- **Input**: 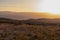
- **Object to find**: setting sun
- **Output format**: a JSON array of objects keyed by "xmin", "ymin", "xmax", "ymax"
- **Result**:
[
  {"xmin": 49, "ymin": 13, "xmax": 60, "ymax": 15},
  {"xmin": 37, "ymin": 0, "xmax": 60, "ymax": 15},
  {"xmin": 0, "ymin": 0, "xmax": 60, "ymax": 18}
]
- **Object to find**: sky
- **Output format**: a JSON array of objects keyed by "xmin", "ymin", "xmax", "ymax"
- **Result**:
[
  {"xmin": 0, "ymin": 0, "xmax": 60, "ymax": 14},
  {"xmin": 0, "ymin": 0, "xmax": 40, "ymax": 12}
]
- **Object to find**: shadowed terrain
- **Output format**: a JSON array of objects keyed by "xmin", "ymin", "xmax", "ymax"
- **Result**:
[{"xmin": 0, "ymin": 18, "xmax": 60, "ymax": 40}]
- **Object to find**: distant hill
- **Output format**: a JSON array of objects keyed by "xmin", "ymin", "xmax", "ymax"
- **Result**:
[
  {"xmin": 0, "ymin": 18, "xmax": 60, "ymax": 25},
  {"xmin": 0, "ymin": 11, "xmax": 58, "ymax": 20},
  {"xmin": 0, "ymin": 18, "xmax": 12, "ymax": 20},
  {"xmin": 21, "ymin": 18, "xmax": 60, "ymax": 25},
  {"xmin": 0, "ymin": 18, "xmax": 21, "ymax": 24}
]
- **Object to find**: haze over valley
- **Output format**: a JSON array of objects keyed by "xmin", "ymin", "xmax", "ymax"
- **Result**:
[{"xmin": 0, "ymin": 11, "xmax": 60, "ymax": 20}]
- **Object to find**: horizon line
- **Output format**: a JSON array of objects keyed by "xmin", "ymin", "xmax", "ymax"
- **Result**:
[{"xmin": 0, "ymin": 11, "xmax": 49, "ymax": 13}]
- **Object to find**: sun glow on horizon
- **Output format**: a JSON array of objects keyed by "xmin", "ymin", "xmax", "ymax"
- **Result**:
[
  {"xmin": 36, "ymin": 0, "xmax": 60, "ymax": 15},
  {"xmin": 0, "ymin": 0, "xmax": 60, "ymax": 15}
]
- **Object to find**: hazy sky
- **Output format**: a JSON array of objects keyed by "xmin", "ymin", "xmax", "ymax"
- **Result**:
[
  {"xmin": 0, "ymin": 0, "xmax": 60, "ymax": 14},
  {"xmin": 0, "ymin": 0, "xmax": 40, "ymax": 12}
]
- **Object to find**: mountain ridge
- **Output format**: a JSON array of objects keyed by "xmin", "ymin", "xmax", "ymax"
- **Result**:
[
  {"xmin": 0, "ymin": 18, "xmax": 60, "ymax": 25},
  {"xmin": 0, "ymin": 11, "xmax": 59, "ymax": 20}
]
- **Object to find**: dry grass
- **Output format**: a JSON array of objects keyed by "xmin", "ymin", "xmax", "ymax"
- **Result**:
[{"xmin": 0, "ymin": 23, "xmax": 60, "ymax": 40}]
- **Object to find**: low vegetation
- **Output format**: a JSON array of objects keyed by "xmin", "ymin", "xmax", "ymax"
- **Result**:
[
  {"xmin": 0, "ymin": 23, "xmax": 60, "ymax": 40},
  {"xmin": 0, "ymin": 18, "xmax": 60, "ymax": 40}
]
